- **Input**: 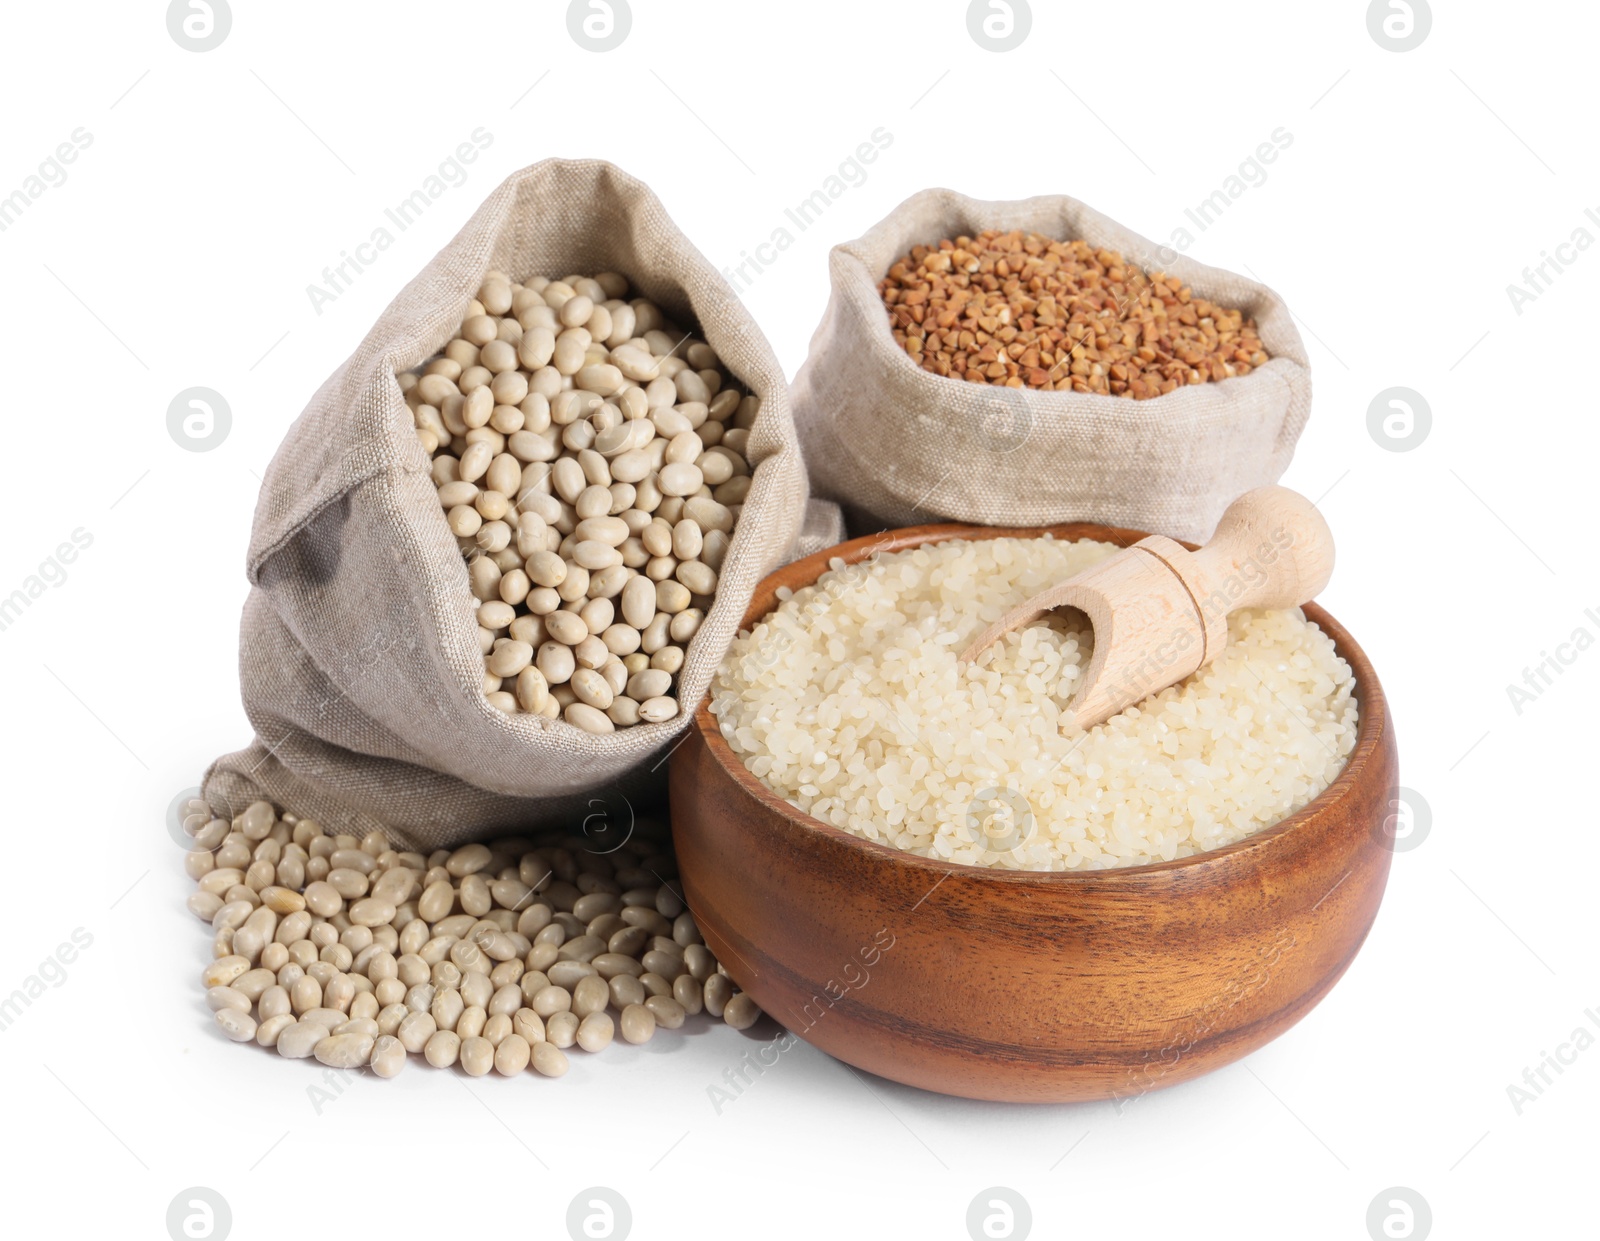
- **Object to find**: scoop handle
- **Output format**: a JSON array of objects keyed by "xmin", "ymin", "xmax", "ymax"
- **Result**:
[
  {"xmin": 955, "ymin": 486, "xmax": 1334, "ymax": 685},
  {"xmin": 1182, "ymin": 486, "xmax": 1335, "ymax": 617}
]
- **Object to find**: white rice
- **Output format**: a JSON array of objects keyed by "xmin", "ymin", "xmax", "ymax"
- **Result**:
[{"xmin": 710, "ymin": 537, "xmax": 1359, "ymax": 870}]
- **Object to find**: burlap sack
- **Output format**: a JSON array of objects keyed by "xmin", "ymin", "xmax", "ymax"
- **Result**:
[
  {"xmin": 793, "ymin": 187, "xmax": 1312, "ymax": 543},
  {"xmin": 204, "ymin": 159, "xmax": 817, "ymax": 851}
]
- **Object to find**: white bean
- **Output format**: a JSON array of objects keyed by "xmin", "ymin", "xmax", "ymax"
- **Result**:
[
  {"xmin": 276, "ymin": 1020, "xmax": 330, "ymax": 1059},
  {"xmin": 405, "ymin": 272, "xmax": 746, "ymax": 729},
  {"xmin": 564, "ymin": 703, "xmax": 614, "ymax": 734},
  {"xmin": 370, "ymin": 1034, "xmax": 407, "ymax": 1078},
  {"xmin": 639, "ymin": 696, "xmax": 679, "ymax": 724}
]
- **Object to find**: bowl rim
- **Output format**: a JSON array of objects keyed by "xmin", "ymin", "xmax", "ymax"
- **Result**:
[{"xmin": 691, "ymin": 520, "xmax": 1391, "ymax": 883}]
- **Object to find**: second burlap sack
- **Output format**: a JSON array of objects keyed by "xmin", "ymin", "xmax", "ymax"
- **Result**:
[
  {"xmin": 793, "ymin": 187, "xmax": 1313, "ymax": 543},
  {"xmin": 204, "ymin": 159, "xmax": 815, "ymax": 850}
]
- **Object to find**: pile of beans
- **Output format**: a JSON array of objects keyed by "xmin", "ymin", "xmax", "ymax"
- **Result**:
[
  {"xmin": 401, "ymin": 269, "xmax": 757, "ymax": 733},
  {"xmin": 184, "ymin": 798, "xmax": 762, "ymax": 1079},
  {"xmin": 880, "ymin": 229, "xmax": 1269, "ymax": 399}
]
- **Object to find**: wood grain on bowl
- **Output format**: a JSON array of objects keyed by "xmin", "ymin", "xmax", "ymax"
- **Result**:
[{"xmin": 670, "ymin": 523, "xmax": 1398, "ymax": 1103}]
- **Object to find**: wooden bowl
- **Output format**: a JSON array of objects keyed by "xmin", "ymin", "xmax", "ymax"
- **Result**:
[{"xmin": 670, "ymin": 522, "xmax": 1398, "ymax": 1103}]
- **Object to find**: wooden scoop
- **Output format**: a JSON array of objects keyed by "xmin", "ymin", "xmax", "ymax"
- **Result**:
[{"xmin": 958, "ymin": 486, "xmax": 1335, "ymax": 730}]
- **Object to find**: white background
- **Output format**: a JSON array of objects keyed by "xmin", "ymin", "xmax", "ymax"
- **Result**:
[{"xmin": 0, "ymin": 2, "xmax": 1593, "ymax": 1238}]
